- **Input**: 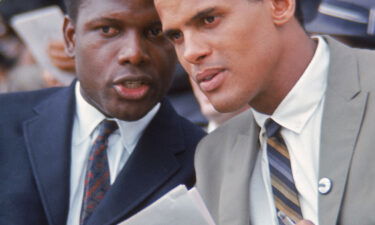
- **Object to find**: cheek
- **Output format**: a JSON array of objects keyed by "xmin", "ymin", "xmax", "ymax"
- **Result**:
[{"xmin": 153, "ymin": 47, "xmax": 177, "ymax": 77}]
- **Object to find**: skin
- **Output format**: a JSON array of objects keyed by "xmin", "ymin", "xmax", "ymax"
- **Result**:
[
  {"xmin": 155, "ymin": 0, "xmax": 316, "ymax": 115},
  {"xmin": 47, "ymin": 40, "xmax": 76, "ymax": 72},
  {"xmin": 297, "ymin": 220, "xmax": 315, "ymax": 225},
  {"xmin": 188, "ymin": 74, "xmax": 249, "ymax": 128},
  {"xmin": 64, "ymin": 0, "xmax": 176, "ymax": 121},
  {"xmin": 156, "ymin": 1, "xmax": 317, "ymax": 224}
]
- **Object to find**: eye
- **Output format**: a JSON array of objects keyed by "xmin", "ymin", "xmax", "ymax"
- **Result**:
[
  {"xmin": 203, "ymin": 16, "xmax": 216, "ymax": 24},
  {"xmin": 100, "ymin": 25, "xmax": 119, "ymax": 37},
  {"xmin": 201, "ymin": 15, "xmax": 221, "ymax": 28},
  {"xmin": 167, "ymin": 31, "xmax": 183, "ymax": 43},
  {"xmin": 146, "ymin": 25, "xmax": 163, "ymax": 39}
]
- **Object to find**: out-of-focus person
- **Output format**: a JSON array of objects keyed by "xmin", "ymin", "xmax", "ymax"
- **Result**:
[
  {"xmin": 45, "ymin": 39, "xmax": 76, "ymax": 86},
  {"xmin": 47, "ymin": 39, "xmax": 75, "ymax": 73},
  {"xmin": 0, "ymin": 0, "xmax": 66, "ymax": 92},
  {"xmin": 0, "ymin": 18, "xmax": 46, "ymax": 93},
  {"xmin": 166, "ymin": 65, "xmax": 208, "ymax": 127}
]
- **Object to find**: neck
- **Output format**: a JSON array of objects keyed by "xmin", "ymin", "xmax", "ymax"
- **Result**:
[{"xmin": 251, "ymin": 21, "xmax": 317, "ymax": 115}]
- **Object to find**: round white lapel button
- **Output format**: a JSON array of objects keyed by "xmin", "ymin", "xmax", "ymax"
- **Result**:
[{"xmin": 318, "ymin": 177, "xmax": 332, "ymax": 195}]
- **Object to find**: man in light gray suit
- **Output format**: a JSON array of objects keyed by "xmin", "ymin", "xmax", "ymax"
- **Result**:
[{"xmin": 155, "ymin": 0, "xmax": 375, "ymax": 224}]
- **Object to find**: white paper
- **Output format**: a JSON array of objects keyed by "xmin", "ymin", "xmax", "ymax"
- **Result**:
[
  {"xmin": 119, "ymin": 185, "xmax": 216, "ymax": 225},
  {"xmin": 10, "ymin": 6, "xmax": 75, "ymax": 85}
]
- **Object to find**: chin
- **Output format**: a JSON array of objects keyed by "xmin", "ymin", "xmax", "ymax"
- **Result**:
[
  {"xmin": 115, "ymin": 113, "xmax": 147, "ymax": 121},
  {"xmin": 107, "ymin": 99, "xmax": 158, "ymax": 121},
  {"xmin": 104, "ymin": 107, "xmax": 147, "ymax": 122},
  {"xmin": 212, "ymin": 102, "xmax": 243, "ymax": 113}
]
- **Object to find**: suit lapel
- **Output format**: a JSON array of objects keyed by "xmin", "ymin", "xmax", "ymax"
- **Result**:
[
  {"xmin": 318, "ymin": 37, "xmax": 368, "ymax": 225},
  {"xmin": 218, "ymin": 112, "xmax": 259, "ymax": 225},
  {"xmin": 87, "ymin": 100, "xmax": 185, "ymax": 225},
  {"xmin": 23, "ymin": 85, "xmax": 76, "ymax": 225}
]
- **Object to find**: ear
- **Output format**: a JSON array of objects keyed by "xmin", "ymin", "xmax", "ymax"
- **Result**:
[
  {"xmin": 269, "ymin": 0, "xmax": 295, "ymax": 26},
  {"xmin": 63, "ymin": 16, "xmax": 76, "ymax": 58}
]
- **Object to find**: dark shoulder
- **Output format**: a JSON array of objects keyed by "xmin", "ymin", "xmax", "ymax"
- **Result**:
[
  {"xmin": 0, "ymin": 87, "xmax": 63, "ymax": 105},
  {"xmin": 141, "ymin": 99, "xmax": 206, "ymax": 152},
  {"xmin": 0, "ymin": 87, "xmax": 63, "ymax": 118},
  {"xmin": 176, "ymin": 112, "xmax": 206, "ymax": 144}
]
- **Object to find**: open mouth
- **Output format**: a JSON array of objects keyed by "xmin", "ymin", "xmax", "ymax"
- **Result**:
[
  {"xmin": 113, "ymin": 80, "xmax": 150, "ymax": 100},
  {"xmin": 197, "ymin": 68, "xmax": 226, "ymax": 92},
  {"xmin": 122, "ymin": 80, "xmax": 146, "ymax": 88}
]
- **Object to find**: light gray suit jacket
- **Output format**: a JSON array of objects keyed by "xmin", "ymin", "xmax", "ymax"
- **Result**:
[{"xmin": 195, "ymin": 36, "xmax": 375, "ymax": 225}]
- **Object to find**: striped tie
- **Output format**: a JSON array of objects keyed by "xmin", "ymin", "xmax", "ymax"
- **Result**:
[
  {"xmin": 265, "ymin": 119, "xmax": 302, "ymax": 224},
  {"xmin": 80, "ymin": 120, "xmax": 118, "ymax": 225}
]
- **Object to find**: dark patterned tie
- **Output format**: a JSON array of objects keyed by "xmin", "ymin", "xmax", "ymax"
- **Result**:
[
  {"xmin": 80, "ymin": 120, "xmax": 118, "ymax": 225},
  {"xmin": 265, "ymin": 119, "xmax": 303, "ymax": 225}
]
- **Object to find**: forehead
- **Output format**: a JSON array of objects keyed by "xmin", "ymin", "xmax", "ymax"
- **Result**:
[
  {"xmin": 77, "ymin": 0, "xmax": 157, "ymax": 23},
  {"xmin": 155, "ymin": 0, "xmax": 233, "ymax": 29}
]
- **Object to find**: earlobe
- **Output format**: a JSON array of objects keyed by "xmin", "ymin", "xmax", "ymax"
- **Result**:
[
  {"xmin": 270, "ymin": 0, "xmax": 295, "ymax": 26},
  {"xmin": 63, "ymin": 16, "xmax": 76, "ymax": 58}
]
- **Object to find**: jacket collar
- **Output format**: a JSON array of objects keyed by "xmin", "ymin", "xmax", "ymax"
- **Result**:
[{"xmin": 23, "ymin": 82, "xmax": 76, "ymax": 225}]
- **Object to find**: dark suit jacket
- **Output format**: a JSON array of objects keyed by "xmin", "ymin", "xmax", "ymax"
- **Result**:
[{"xmin": 0, "ymin": 82, "xmax": 205, "ymax": 225}]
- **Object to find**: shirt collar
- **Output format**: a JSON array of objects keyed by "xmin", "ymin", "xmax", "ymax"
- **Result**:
[
  {"xmin": 252, "ymin": 36, "xmax": 330, "ymax": 134},
  {"xmin": 74, "ymin": 82, "xmax": 160, "ymax": 152}
]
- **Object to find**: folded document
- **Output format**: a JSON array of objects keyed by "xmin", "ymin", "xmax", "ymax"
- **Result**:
[{"xmin": 119, "ymin": 185, "xmax": 216, "ymax": 225}]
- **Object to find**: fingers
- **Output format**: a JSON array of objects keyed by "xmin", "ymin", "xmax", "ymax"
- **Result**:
[
  {"xmin": 47, "ymin": 40, "xmax": 76, "ymax": 72},
  {"xmin": 296, "ymin": 220, "xmax": 315, "ymax": 225}
]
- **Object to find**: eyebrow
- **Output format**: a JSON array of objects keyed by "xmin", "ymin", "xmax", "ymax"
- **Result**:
[
  {"xmin": 163, "ymin": 7, "xmax": 216, "ymax": 38},
  {"xmin": 188, "ymin": 7, "xmax": 216, "ymax": 25},
  {"xmin": 86, "ymin": 17, "xmax": 121, "ymax": 26}
]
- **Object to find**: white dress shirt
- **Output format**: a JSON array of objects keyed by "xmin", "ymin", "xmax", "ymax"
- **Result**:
[
  {"xmin": 66, "ymin": 82, "xmax": 160, "ymax": 225},
  {"xmin": 249, "ymin": 36, "xmax": 330, "ymax": 225}
]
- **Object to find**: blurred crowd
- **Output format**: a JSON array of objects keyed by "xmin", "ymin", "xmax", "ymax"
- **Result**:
[
  {"xmin": 0, "ymin": 0, "xmax": 65, "ymax": 92},
  {"xmin": 0, "ymin": 0, "xmax": 374, "ymax": 131}
]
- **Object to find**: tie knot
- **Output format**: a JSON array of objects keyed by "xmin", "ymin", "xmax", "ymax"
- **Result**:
[
  {"xmin": 265, "ymin": 119, "xmax": 281, "ymax": 138},
  {"xmin": 99, "ymin": 120, "xmax": 118, "ymax": 138}
]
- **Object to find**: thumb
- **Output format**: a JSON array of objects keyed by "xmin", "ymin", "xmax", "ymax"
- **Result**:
[{"xmin": 296, "ymin": 220, "xmax": 315, "ymax": 225}]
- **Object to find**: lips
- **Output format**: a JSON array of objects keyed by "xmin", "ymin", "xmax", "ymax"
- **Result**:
[
  {"xmin": 113, "ymin": 75, "xmax": 152, "ymax": 100},
  {"xmin": 196, "ymin": 68, "xmax": 226, "ymax": 92}
]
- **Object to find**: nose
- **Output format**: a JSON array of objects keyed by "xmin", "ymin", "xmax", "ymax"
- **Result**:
[
  {"xmin": 118, "ymin": 30, "xmax": 150, "ymax": 65},
  {"xmin": 182, "ymin": 33, "xmax": 211, "ymax": 65}
]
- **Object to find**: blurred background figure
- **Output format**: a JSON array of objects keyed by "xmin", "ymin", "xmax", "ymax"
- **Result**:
[
  {"xmin": 45, "ymin": 39, "xmax": 75, "ymax": 86},
  {"xmin": 302, "ymin": 0, "xmax": 375, "ymax": 49},
  {"xmin": 166, "ymin": 64, "xmax": 208, "ymax": 127},
  {"xmin": 0, "ymin": 0, "xmax": 65, "ymax": 93}
]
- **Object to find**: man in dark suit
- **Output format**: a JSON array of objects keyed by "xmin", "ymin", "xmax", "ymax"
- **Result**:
[{"xmin": 0, "ymin": 0, "xmax": 205, "ymax": 224}]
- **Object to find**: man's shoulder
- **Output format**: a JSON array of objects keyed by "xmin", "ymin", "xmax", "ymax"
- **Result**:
[
  {"xmin": 151, "ymin": 99, "xmax": 206, "ymax": 146},
  {"xmin": 352, "ymin": 48, "xmax": 375, "ymax": 88},
  {"xmin": 324, "ymin": 36, "xmax": 375, "ymax": 92},
  {"xmin": 196, "ymin": 109, "xmax": 254, "ymax": 156},
  {"xmin": 176, "ymin": 112, "xmax": 206, "ymax": 141},
  {"xmin": 0, "ymin": 87, "xmax": 64, "ymax": 103},
  {"xmin": 0, "ymin": 87, "xmax": 67, "ymax": 119}
]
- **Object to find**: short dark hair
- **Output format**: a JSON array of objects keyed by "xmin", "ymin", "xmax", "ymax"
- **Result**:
[
  {"xmin": 294, "ymin": 0, "xmax": 304, "ymax": 25},
  {"xmin": 64, "ymin": 0, "xmax": 81, "ymax": 21}
]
